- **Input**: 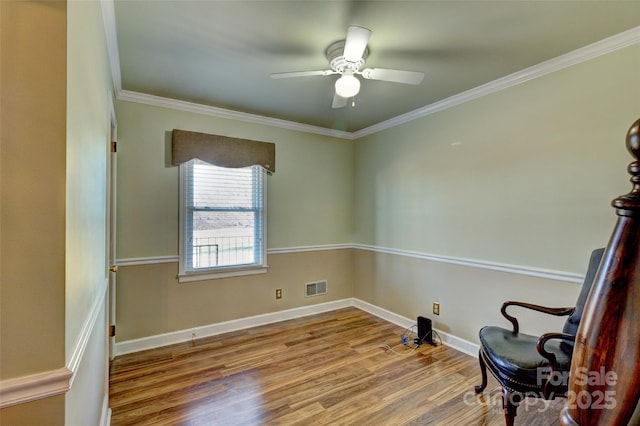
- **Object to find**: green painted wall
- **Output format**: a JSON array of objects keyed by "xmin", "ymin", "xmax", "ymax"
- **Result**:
[
  {"xmin": 354, "ymin": 45, "xmax": 639, "ymax": 273},
  {"xmin": 115, "ymin": 43, "xmax": 639, "ymax": 346},
  {"xmin": 65, "ymin": 0, "xmax": 112, "ymax": 424},
  {"xmin": 115, "ymin": 100, "xmax": 355, "ymax": 258},
  {"xmin": 66, "ymin": 0, "xmax": 110, "ymax": 358},
  {"xmin": 114, "ymin": 100, "xmax": 356, "ymax": 341},
  {"xmin": 352, "ymin": 45, "xmax": 639, "ymax": 343}
]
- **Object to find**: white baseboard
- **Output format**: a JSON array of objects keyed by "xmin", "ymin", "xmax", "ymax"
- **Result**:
[
  {"xmin": 116, "ymin": 298, "xmax": 480, "ymax": 358},
  {"xmin": 100, "ymin": 395, "xmax": 111, "ymax": 426},
  {"xmin": 351, "ymin": 299, "xmax": 480, "ymax": 357},
  {"xmin": 351, "ymin": 298, "xmax": 415, "ymax": 329},
  {"xmin": 115, "ymin": 299, "xmax": 353, "ymax": 355},
  {"xmin": 433, "ymin": 330, "xmax": 480, "ymax": 358}
]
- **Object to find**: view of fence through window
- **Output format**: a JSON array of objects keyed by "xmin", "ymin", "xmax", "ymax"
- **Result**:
[
  {"xmin": 189, "ymin": 161, "xmax": 261, "ymax": 269},
  {"xmin": 192, "ymin": 218, "xmax": 255, "ymax": 268}
]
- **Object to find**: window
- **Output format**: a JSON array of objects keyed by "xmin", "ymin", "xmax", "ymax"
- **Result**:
[{"xmin": 179, "ymin": 159, "xmax": 267, "ymax": 281}]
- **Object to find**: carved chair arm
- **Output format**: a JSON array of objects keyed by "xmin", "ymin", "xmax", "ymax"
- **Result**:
[
  {"xmin": 500, "ymin": 301, "xmax": 575, "ymax": 334},
  {"xmin": 537, "ymin": 332, "xmax": 576, "ymax": 370},
  {"xmin": 536, "ymin": 332, "xmax": 576, "ymax": 399}
]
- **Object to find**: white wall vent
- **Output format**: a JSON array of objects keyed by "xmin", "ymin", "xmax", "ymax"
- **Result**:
[{"xmin": 305, "ymin": 280, "xmax": 327, "ymax": 297}]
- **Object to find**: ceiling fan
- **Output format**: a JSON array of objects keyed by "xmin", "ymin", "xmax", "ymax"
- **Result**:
[{"xmin": 270, "ymin": 26, "xmax": 425, "ymax": 109}]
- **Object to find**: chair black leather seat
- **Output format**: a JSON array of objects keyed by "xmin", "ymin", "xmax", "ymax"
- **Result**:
[
  {"xmin": 475, "ymin": 248, "xmax": 604, "ymax": 426},
  {"xmin": 479, "ymin": 326, "xmax": 572, "ymax": 395}
]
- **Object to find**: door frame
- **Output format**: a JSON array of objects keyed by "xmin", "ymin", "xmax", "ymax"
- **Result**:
[{"xmin": 107, "ymin": 100, "xmax": 118, "ymax": 360}]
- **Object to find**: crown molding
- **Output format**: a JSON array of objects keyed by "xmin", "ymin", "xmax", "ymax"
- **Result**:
[
  {"xmin": 117, "ymin": 90, "xmax": 355, "ymax": 140},
  {"xmin": 352, "ymin": 26, "xmax": 640, "ymax": 139},
  {"xmin": 101, "ymin": 4, "xmax": 638, "ymax": 140},
  {"xmin": 100, "ymin": 0, "xmax": 122, "ymax": 96}
]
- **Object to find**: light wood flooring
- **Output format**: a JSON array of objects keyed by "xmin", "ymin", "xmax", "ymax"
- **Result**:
[{"xmin": 109, "ymin": 307, "xmax": 565, "ymax": 425}]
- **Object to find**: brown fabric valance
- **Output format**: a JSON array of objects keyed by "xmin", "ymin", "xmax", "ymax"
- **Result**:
[{"xmin": 171, "ymin": 129, "xmax": 275, "ymax": 173}]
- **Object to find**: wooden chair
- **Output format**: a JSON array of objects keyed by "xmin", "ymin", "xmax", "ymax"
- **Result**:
[{"xmin": 474, "ymin": 248, "xmax": 605, "ymax": 426}]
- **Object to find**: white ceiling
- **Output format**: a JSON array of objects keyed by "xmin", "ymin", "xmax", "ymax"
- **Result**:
[{"xmin": 109, "ymin": 1, "xmax": 640, "ymax": 135}]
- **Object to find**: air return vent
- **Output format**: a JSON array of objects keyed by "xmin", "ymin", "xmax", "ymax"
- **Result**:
[{"xmin": 305, "ymin": 280, "xmax": 327, "ymax": 297}]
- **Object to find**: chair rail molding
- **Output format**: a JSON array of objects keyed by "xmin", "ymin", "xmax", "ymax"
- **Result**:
[
  {"xmin": 0, "ymin": 282, "xmax": 107, "ymax": 408},
  {"xmin": 116, "ymin": 243, "xmax": 585, "ymax": 284}
]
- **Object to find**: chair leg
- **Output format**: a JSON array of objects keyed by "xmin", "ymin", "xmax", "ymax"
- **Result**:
[
  {"xmin": 501, "ymin": 388, "xmax": 521, "ymax": 426},
  {"xmin": 475, "ymin": 350, "xmax": 488, "ymax": 393}
]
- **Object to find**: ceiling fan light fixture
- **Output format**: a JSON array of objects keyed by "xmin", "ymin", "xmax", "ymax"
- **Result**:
[
  {"xmin": 335, "ymin": 74, "xmax": 360, "ymax": 98},
  {"xmin": 271, "ymin": 25, "xmax": 424, "ymax": 109}
]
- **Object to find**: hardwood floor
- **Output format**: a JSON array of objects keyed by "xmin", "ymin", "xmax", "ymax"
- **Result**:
[{"xmin": 109, "ymin": 307, "xmax": 564, "ymax": 425}]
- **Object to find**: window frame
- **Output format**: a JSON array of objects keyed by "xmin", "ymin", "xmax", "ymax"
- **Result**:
[{"xmin": 178, "ymin": 160, "xmax": 268, "ymax": 282}]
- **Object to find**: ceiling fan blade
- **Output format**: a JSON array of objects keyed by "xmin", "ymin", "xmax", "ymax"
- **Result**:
[
  {"xmin": 361, "ymin": 68, "xmax": 424, "ymax": 85},
  {"xmin": 270, "ymin": 70, "xmax": 334, "ymax": 79},
  {"xmin": 343, "ymin": 26, "xmax": 372, "ymax": 62},
  {"xmin": 331, "ymin": 92, "xmax": 347, "ymax": 109}
]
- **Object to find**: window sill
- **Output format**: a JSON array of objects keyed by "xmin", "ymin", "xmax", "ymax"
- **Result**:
[{"xmin": 178, "ymin": 266, "xmax": 268, "ymax": 283}]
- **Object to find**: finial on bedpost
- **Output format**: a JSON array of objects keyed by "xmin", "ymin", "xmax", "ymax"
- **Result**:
[
  {"xmin": 612, "ymin": 118, "xmax": 640, "ymax": 217},
  {"xmin": 627, "ymin": 118, "xmax": 640, "ymax": 155}
]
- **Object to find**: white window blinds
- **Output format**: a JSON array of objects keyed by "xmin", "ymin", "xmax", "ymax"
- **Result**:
[{"xmin": 180, "ymin": 160, "xmax": 266, "ymax": 280}]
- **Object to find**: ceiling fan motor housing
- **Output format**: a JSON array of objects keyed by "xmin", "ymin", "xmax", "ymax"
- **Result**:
[{"xmin": 326, "ymin": 41, "xmax": 368, "ymax": 74}]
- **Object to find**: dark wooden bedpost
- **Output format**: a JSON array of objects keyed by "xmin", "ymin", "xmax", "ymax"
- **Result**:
[{"xmin": 560, "ymin": 118, "xmax": 640, "ymax": 425}]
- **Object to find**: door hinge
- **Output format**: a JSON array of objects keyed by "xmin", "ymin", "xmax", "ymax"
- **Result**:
[
  {"xmin": 110, "ymin": 325, "xmax": 116, "ymax": 337},
  {"xmin": 111, "ymin": 141, "xmax": 117, "ymax": 153}
]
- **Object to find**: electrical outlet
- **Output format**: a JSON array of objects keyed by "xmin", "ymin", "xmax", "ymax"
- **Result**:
[
  {"xmin": 433, "ymin": 301, "xmax": 440, "ymax": 316},
  {"xmin": 276, "ymin": 288, "xmax": 282, "ymax": 299}
]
